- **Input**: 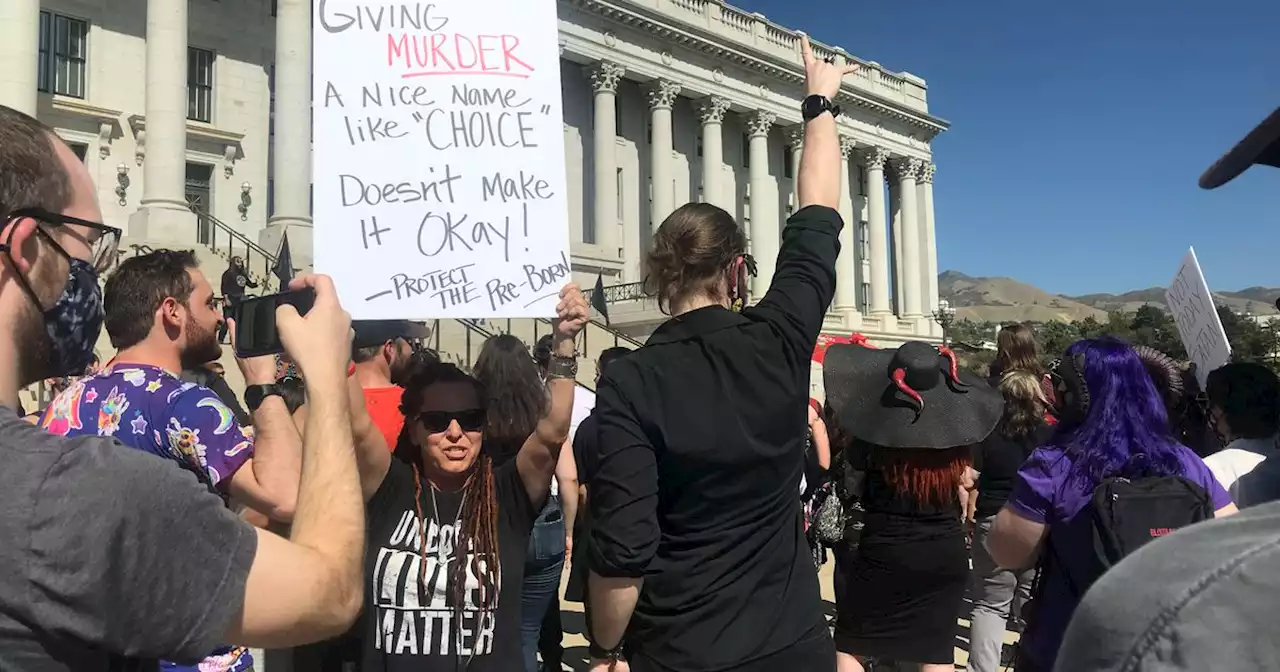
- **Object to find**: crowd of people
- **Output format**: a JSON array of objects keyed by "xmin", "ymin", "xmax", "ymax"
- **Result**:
[{"xmin": 2, "ymin": 33, "xmax": 1280, "ymax": 672}]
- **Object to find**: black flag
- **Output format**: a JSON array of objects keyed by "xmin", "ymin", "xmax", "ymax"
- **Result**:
[
  {"xmin": 590, "ymin": 274, "xmax": 610, "ymax": 326},
  {"xmin": 273, "ymin": 232, "xmax": 294, "ymax": 289}
]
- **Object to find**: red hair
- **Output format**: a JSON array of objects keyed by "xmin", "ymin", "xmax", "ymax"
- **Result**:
[{"xmin": 875, "ymin": 446, "xmax": 971, "ymax": 506}]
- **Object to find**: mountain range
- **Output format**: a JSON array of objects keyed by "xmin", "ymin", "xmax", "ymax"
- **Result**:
[{"xmin": 939, "ymin": 270, "xmax": 1280, "ymax": 324}]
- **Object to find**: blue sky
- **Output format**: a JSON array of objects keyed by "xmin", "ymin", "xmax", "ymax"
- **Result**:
[{"xmin": 736, "ymin": 0, "xmax": 1278, "ymax": 295}]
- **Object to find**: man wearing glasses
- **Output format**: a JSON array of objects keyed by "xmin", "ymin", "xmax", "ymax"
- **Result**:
[{"xmin": 0, "ymin": 106, "xmax": 369, "ymax": 668}]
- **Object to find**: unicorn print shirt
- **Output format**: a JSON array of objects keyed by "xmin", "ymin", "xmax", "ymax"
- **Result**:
[
  {"xmin": 41, "ymin": 364, "xmax": 254, "ymax": 497},
  {"xmin": 40, "ymin": 363, "xmax": 255, "ymax": 672}
]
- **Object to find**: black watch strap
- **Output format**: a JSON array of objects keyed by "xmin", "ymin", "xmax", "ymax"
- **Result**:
[
  {"xmin": 244, "ymin": 383, "xmax": 283, "ymax": 412},
  {"xmin": 588, "ymin": 639, "xmax": 624, "ymax": 661}
]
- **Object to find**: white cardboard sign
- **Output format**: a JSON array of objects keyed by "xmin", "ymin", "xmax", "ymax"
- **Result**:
[
  {"xmin": 312, "ymin": 0, "xmax": 572, "ymax": 319},
  {"xmin": 1166, "ymin": 247, "xmax": 1231, "ymax": 387}
]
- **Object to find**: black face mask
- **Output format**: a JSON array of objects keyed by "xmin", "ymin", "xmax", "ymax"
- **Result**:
[{"xmin": 41, "ymin": 258, "xmax": 105, "ymax": 379}]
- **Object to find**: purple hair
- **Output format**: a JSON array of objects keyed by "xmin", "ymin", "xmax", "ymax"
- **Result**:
[{"xmin": 1054, "ymin": 338, "xmax": 1186, "ymax": 489}]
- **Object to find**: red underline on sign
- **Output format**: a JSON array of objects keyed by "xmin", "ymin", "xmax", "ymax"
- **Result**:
[{"xmin": 401, "ymin": 71, "xmax": 531, "ymax": 79}]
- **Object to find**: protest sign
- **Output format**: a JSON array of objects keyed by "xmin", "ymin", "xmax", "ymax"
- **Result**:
[
  {"xmin": 312, "ymin": 0, "xmax": 571, "ymax": 319},
  {"xmin": 1166, "ymin": 247, "xmax": 1231, "ymax": 388}
]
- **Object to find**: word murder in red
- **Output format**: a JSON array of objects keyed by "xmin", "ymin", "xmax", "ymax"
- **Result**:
[{"xmin": 386, "ymin": 33, "xmax": 535, "ymax": 79}]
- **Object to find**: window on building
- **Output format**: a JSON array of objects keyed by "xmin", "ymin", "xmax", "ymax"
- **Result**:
[
  {"xmin": 742, "ymin": 133, "xmax": 749, "ymax": 168},
  {"xmin": 858, "ymin": 220, "xmax": 870, "ymax": 260},
  {"xmin": 857, "ymin": 165, "xmax": 867, "ymax": 195},
  {"xmin": 616, "ymin": 167, "xmax": 624, "ymax": 220},
  {"xmin": 696, "ymin": 135, "xmax": 703, "ymax": 158},
  {"xmin": 614, "ymin": 103, "xmax": 622, "ymax": 137},
  {"xmin": 783, "ymin": 147, "xmax": 794, "ymax": 179},
  {"xmin": 271, "ymin": 0, "xmax": 278, "ymax": 16},
  {"xmin": 860, "ymin": 282, "xmax": 871, "ymax": 308},
  {"xmin": 65, "ymin": 142, "xmax": 88, "ymax": 162},
  {"xmin": 37, "ymin": 12, "xmax": 88, "ymax": 99},
  {"xmin": 187, "ymin": 47, "xmax": 215, "ymax": 123}
]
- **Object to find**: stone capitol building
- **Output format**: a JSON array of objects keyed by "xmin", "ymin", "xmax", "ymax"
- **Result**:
[{"xmin": 1, "ymin": 0, "xmax": 949, "ymax": 399}]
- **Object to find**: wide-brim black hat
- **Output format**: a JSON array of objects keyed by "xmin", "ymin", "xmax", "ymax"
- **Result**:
[
  {"xmin": 1200, "ymin": 103, "xmax": 1280, "ymax": 189},
  {"xmin": 824, "ymin": 340, "xmax": 1003, "ymax": 449}
]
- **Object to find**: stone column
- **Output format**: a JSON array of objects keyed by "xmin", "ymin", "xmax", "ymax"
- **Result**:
[
  {"xmin": 644, "ymin": 79, "xmax": 680, "ymax": 225},
  {"xmin": 834, "ymin": 136, "xmax": 858, "ymax": 314},
  {"xmin": 0, "ymin": 0, "xmax": 39, "ymax": 115},
  {"xmin": 129, "ymin": 0, "xmax": 195, "ymax": 243},
  {"xmin": 262, "ymin": 0, "xmax": 314, "ymax": 262},
  {"xmin": 746, "ymin": 110, "xmax": 776, "ymax": 297},
  {"xmin": 697, "ymin": 96, "xmax": 729, "ymax": 210},
  {"xmin": 587, "ymin": 61, "xmax": 625, "ymax": 259},
  {"xmin": 894, "ymin": 157, "xmax": 924, "ymax": 320},
  {"xmin": 864, "ymin": 147, "xmax": 892, "ymax": 316},
  {"xmin": 786, "ymin": 127, "xmax": 804, "ymax": 211},
  {"xmin": 919, "ymin": 163, "xmax": 939, "ymax": 318}
]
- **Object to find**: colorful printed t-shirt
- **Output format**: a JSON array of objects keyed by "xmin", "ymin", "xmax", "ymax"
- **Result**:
[
  {"xmin": 1006, "ymin": 444, "xmax": 1231, "ymax": 668},
  {"xmin": 40, "ymin": 363, "xmax": 256, "ymax": 672}
]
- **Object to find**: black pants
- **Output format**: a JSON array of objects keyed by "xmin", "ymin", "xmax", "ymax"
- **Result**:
[
  {"xmin": 219, "ymin": 302, "xmax": 236, "ymax": 343},
  {"xmin": 539, "ymin": 593, "xmax": 563, "ymax": 667}
]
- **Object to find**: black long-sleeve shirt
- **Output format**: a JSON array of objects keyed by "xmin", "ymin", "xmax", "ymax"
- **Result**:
[{"xmin": 587, "ymin": 205, "xmax": 842, "ymax": 671}]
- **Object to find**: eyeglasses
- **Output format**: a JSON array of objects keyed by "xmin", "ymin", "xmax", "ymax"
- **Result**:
[
  {"xmin": 4, "ymin": 207, "xmax": 121, "ymax": 273},
  {"xmin": 417, "ymin": 409, "xmax": 486, "ymax": 433}
]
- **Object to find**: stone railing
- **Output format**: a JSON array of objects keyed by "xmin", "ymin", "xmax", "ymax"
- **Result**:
[{"xmin": 615, "ymin": 0, "xmax": 927, "ymax": 109}]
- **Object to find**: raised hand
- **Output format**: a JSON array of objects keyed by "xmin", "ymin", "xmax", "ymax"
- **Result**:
[
  {"xmin": 276, "ymin": 274, "xmax": 353, "ymax": 385},
  {"xmin": 799, "ymin": 33, "xmax": 859, "ymax": 100},
  {"xmin": 554, "ymin": 282, "xmax": 590, "ymax": 342}
]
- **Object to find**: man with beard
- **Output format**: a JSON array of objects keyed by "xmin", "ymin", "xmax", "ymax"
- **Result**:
[
  {"xmin": 0, "ymin": 106, "xmax": 369, "ymax": 669},
  {"xmin": 350, "ymin": 319, "xmax": 432, "ymax": 450},
  {"xmin": 38, "ymin": 250, "xmax": 304, "ymax": 672}
]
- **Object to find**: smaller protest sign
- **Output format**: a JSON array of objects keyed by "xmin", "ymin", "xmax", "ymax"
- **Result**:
[{"xmin": 1165, "ymin": 248, "xmax": 1231, "ymax": 388}]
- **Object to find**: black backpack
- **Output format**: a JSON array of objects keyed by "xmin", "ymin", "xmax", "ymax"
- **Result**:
[
  {"xmin": 1088, "ymin": 475, "xmax": 1213, "ymax": 571},
  {"xmin": 1055, "ymin": 474, "xmax": 1214, "ymax": 597}
]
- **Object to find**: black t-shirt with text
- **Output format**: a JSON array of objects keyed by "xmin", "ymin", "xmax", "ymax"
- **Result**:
[{"xmin": 361, "ymin": 458, "xmax": 539, "ymax": 672}]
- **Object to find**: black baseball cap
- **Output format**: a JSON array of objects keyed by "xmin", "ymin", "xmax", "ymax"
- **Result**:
[
  {"xmin": 351, "ymin": 320, "xmax": 430, "ymax": 349},
  {"xmin": 1200, "ymin": 104, "xmax": 1280, "ymax": 189}
]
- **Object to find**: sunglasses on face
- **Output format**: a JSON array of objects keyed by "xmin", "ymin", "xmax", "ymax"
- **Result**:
[
  {"xmin": 4, "ymin": 207, "xmax": 121, "ymax": 274},
  {"xmin": 418, "ymin": 409, "xmax": 486, "ymax": 433}
]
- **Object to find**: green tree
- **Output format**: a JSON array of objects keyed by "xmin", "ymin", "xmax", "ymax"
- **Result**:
[
  {"xmin": 949, "ymin": 319, "xmax": 996, "ymax": 347},
  {"xmin": 1075, "ymin": 316, "xmax": 1107, "ymax": 340},
  {"xmin": 1217, "ymin": 305, "xmax": 1280, "ymax": 368},
  {"xmin": 1036, "ymin": 320, "xmax": 1081, "ymax": 362},
  {"xmin": 1128, "ymin": 304, "xmax": 1187, "ymax": 358}
]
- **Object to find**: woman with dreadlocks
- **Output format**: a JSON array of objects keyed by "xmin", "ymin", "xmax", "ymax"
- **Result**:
[
  {"xmin": 822, "ymin": 340, "xmax": 1003, "ymax": 672},
  {"xmin": 351, "ymin": 283, "xmax": 588, "ymax": 672}
]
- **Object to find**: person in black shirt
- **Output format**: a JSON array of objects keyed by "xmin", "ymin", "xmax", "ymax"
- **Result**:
[
  {"xmin": 219, "ymin": 256, "xmax": 257, "ymax": 343},
  {"xmin": 585, "ymin": 36, "xmax": 856, "ymax": 672},
  {"xmin": 353, "ymin": 285, "xmax": 587, "ymax": 672},
  {"xmin": 966, "ymin": 370, "xmax": 1053, "ymax": 672},
  {"xmin": 564, "ymin": 345, "xmax": 632, "ymax": 606}
]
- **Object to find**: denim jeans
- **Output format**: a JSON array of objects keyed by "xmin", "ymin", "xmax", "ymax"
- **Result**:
[
  {"xmin": 522, "ymin": 494, "xmax": 566, "ymax": 672},
  {"xmin": 967, "ymin": 515, "xmax": 1034, "ymax": 672}
]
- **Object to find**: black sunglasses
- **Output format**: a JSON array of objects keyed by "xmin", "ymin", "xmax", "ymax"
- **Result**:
[
  {"xmin": 4, "ymin": 207, "xmax": 121, "ymax": 273},
  {"xmin": 418, "ymin": 409, "xmax": 486, "ymax": 433}
]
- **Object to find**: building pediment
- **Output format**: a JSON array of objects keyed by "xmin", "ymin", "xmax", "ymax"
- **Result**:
[{"xmin": 563, "ymin": 0, "xmax": 949, "ymax": 138}]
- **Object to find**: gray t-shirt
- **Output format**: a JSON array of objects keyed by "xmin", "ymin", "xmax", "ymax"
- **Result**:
[
  {"xmin": 1056, "ymin": 501, "xmax": 1280, "ymax": 671},
  {"xmin": 0, "ymin": 406, "xmax": 258, "ymax": 670}
]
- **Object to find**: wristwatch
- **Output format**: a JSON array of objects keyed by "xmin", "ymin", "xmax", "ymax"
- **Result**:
[
  {"xmin": 588, "ymin": 639, "xmax": 625, "ymax": 662},
  {"xmin": 547, "ymin": 355, "xmax": 579, "ymax": 380},
  {"xmin": 801, "ymin": 94, "xmax": 841, "ymax": 121},
  {"xmin": 244, "ymin": 383, "xmax": 285, "ymax": 412}
]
